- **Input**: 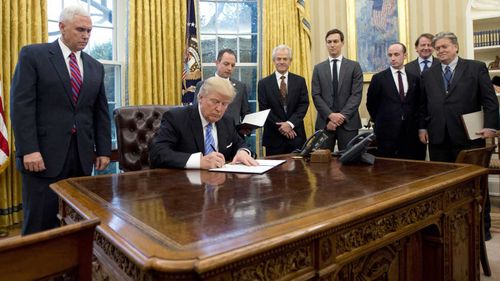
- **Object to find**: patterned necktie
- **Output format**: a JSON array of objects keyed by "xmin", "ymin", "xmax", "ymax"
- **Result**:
[
  {"xmin": 204, "ymin": 123, "xmax": 215, "ymax": 155},
  {"xmin": 69, "ymin": 52, "xmax": 82, "ymax": 105},
  {"xmin": 422, "ymin": 60, "xmax": 429, "ymax": 71},
  {"xmin": 397, "ymin": 71, "xmax": 405, "ymax": 102},
  {"xmin": 444, "ymin": 66, "xmax": 452, "ymax": 92},
  {"xmin": 279, "ymin": 75, "xmax": 287, "ymax": 106}
]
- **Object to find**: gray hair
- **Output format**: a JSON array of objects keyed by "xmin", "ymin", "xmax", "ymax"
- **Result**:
[
  {"xmin": 59, "ymin": 5, "xmax": 90, "ymax": 23},
  {"xmin": 432, "ymin": 32, "xmax": 459, "ymax": 48},
  {"xmin": 199, "ymin": 76, "xmax": 235, "ymax": 101},
  {"xmin": 272, "ymin": 45, "xmax": 292, "ymax": 61}
]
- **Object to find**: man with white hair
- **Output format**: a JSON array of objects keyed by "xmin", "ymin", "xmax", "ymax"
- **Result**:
[
  {"xmin": 10, "ymin": 5, "xmax": 111, "ymax": 234},
  {"xmin": 258, "ymin": 44, "xmax": 309, "ymax": 156},
  {"xmin": 150, "ymin": 76, "xmax": 257, "ymax": 169}
]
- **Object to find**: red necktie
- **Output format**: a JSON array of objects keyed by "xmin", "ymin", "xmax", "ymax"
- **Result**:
[{"xmin": 69, "ymin": 52, "xmax": 82, "ymax": 105}]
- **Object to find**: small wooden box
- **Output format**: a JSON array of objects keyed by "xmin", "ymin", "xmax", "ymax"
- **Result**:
[{"xmin": 310, "ymin": 149, "xmax": 331, "ymax": 163}]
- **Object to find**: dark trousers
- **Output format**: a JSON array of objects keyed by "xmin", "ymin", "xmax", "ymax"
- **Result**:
[
  {"xmin": 377, "ymin": 127, "xmax": 426, "ymax": 160},
  {"xmin": 21, "ymin": 135, "xmax": 85, "ymax": 235}
]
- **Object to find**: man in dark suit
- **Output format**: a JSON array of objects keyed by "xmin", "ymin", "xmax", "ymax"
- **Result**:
[
  {"xmin": 405, "ymin": 33, "xmax": 440, "ymax": 77},
  {"xmin": 367, "ymin": 43, "xmax": 425, "ymax": 160},
  {"xmin": 258, "ymin": 45, "xmax": 309, "ymax": 156},
  {"xmin": 418, "ymin": 31, "xmax": 499, "ymax": 162},
  {"xmin": 10, "ymin": 5, "xmax": 111, "ymax": 235},
  {"xmin": 194, "ymin": 49, "xmax": 251, "ymax": 135},
  {"xmin": 312, "ymin": 29, "xmax": 363, "ymax": 151},
  {"xmin": 150, "ymin": 76, "xmax": 257, "ymax": 169}
]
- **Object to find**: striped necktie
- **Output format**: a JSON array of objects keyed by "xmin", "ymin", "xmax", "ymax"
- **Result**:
[
  {"xmin": 69, "ymin": 52, "xmax": 82, "ymax": 105},
  {"xmin": 204, "ymin": 123, "xmax": 215, "ymax": 155}
]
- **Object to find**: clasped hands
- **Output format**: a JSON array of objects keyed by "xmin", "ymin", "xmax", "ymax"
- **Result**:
[
  {"xmin": 276, "ymin": 122, "xmax": 296, "ymax": 139},
  {"xmin": 200, "ymin": 150, "xmax": 258, "ymax": 170},
  {"xmin": 326, "ymin": 113, "xmax": 345, "ymax": 131}
]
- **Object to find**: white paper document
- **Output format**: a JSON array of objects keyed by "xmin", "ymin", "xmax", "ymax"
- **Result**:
[
  {"xmin": 236, "ymin": 109, "xmax": 271, "ymax": 130},
  {"xmin": 461, "ymin": 110, "xmax": 484, "ymax": 140},
  {"xmin": 209, "ymin": 159, "xmax": 286, "ymax": 174}
]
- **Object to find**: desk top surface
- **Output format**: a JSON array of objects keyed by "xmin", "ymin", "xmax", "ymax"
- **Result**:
[{"xmin": 51, "ymin": 157, "xmax": 485, "ymax": 270}]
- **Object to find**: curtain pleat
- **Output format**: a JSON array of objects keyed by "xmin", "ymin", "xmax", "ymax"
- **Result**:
[
  {"xmin": 262, "ymin": 0, "xmax": 315, "ymax": 138},
  {"xmin": 128, "ymin": 0, "xmax": 187, "ymax": 106},
  {"xmin": 0, "ymin": 0, "xmax": 47, "ymax": 227}
]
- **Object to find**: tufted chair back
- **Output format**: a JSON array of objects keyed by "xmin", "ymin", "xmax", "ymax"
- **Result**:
[{"xmin": 114, "ymin": 105, "xmax": 175, "ymax": 171}]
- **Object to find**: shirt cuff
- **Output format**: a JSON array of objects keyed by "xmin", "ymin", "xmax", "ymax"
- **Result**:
[
  {"xmin": 286, "ymin": 121, "xmax": 295, "ymax": 129},
  {"xmin": 185, "ymin": 152, "xmax": 202, "ymax": 169}
]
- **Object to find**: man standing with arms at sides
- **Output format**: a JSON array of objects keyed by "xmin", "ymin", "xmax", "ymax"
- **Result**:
[
  {"xmin": 312, "ymin": 29, "xmax": 363, "ymax": 151},
  {"xmin": 10, "ymin": 5, "xmax": 111, "ymax": 235},
  {"xmin": 150, "ymin": 76, "xmax": 257, "ymax": 169},
  {"xmin": 258, "ymin": 45, "xmax": 309, "ymax": 156},
  {"xmin": 405, "ymin": 33, "xmax": 440, "ymax": 77},
  {"xmin": 367, "ymin": 43, "xmax": 425, "ymax": 160},
  {"xmin": 194, "ymin": 49, "xmax": 251, "ymax": 136}
]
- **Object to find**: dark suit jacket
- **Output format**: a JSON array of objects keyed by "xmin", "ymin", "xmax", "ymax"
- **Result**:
[
  {"xmin": 367, "ymin": 68, "xmax": 421, "ymax": 141},
  {"xmin": 258, "ymin": 72, "xmax": 309, "ymax": 148},
  {"xmin": 149, "ymin": 105, "xmax": 248, "ymax": 169},
  {"xmin": 419, "ymin": 57, "xmax": 499, "ymax": 145},
  {"xmin": 405, "ymin": 57, "xmax": 439, "ymax": 77},
  {"xmin": 312, "ymin": 58, "xmax": 363, "ymax": 131},
  {"xmin": 10, "ymin": 40, "xmax": 111, "ymax": 177},
  {"xmin": 194, "ymin": 78, "xmax": 250, "ymax": 125}
]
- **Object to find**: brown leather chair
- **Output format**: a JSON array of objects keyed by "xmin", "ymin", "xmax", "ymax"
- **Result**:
[
  {"xmin": 114, "ymin": 105, "xmax": 175, "ymax": 171},
  {"xmin": 455, "ymin": 145, "xmax": 495, "ymax": 276},
  {"xmin": 0, "ymin": 218, "xmax": 99, "ymax": 281}
]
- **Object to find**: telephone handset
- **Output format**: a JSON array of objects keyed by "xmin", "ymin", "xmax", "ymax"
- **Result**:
[
  {"xmin": 338, "ymin": 132, "xmax": 376, "ymax": 164},
  {"xmin": 299, "ymin": 129, "xmax": 329, "ymax": 157}
]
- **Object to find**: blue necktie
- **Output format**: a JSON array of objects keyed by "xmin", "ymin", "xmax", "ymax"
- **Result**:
[
  {"xmin": 443, "ymin": 66, "xmax": 452, "ymax": 92},
  {"xmin": 204, "ymin": 123, "xmax": 215, "ymax": 155},
  {"xmin": 422, "ymin": 60, "xmax": 429, "ymax": 71}
]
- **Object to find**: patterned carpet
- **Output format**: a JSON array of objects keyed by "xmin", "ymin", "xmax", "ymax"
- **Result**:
[{"xmin": 491, "ymin": 212, "xmax": 500, "ymax": 232}]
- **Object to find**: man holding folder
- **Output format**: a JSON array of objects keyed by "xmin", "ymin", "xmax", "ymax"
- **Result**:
[{"xmin": 418, "ymin": 32, "xmax": 499, "ymax": 162}]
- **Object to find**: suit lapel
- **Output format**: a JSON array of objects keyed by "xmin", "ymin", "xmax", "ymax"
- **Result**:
[
  {"xmin": 322, "ymin": 60, "xmax": 334, "ymax": 95},
  {"xmin": 448, "ymin": 58, "xmax": 465, "ymax": 93},
  {"xmin": 77, "ymin": 52, "xmax": 91, "ymax": 107},
  {"xmin": 48, "ymin": 41, "xmax": 74, "ymax": 109},
  {"xmin": 338, "ymin": 59, "xmax": 349, "ymax": 92},
  {"xmin": 384, "ymin": 69, "xmax": 400, "ymax": 100},
  {"xmin": 189, "ymin": 106, "xmax": 205, "ymax": 152}
]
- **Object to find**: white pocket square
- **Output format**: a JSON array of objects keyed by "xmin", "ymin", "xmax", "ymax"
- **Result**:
[{"xmin": 226, "ymin": 142, "xmax": 233, "ymax": 148}]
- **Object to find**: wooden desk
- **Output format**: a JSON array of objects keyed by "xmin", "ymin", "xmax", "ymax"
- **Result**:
[{"xmin": 50, "ymin": 157, "xmax": 487, "ymax": 281}]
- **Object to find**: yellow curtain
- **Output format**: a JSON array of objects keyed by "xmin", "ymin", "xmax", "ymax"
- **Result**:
[
  {"xmin": 128, "ymin": 0, "xmax": 187, "ymax": 106},
  {"xmin": 262, "ymin": 0, "xmax": 315, "ymax": 137},
  {"xmin": 0, "ymin": 0, "xmax": 47, "ymax": 227}
]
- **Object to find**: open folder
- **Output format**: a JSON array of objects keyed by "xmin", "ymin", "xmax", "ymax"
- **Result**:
[
  {"xmin": 236, "ymin": 109, "xmax": 271, "ymax": 131},
  {"xmin": 209, "ymin": 159, "xmax": 286, "ymax": 174},
  {"xmin": 461, "ymin": 110, "xmax": 484, "ymax": 140}
]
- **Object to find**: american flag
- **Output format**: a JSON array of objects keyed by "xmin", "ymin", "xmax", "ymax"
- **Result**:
[
  {"xmin": 372, "ymin": 0, "xmax": 395, "ymax": 30},
  {"xmin": 0, "ymin": 78, "xmax": 9, "ymax": 173},
  {"xmin": 181, "ymin": 0, "xmax": 201, "ymax": 105}
]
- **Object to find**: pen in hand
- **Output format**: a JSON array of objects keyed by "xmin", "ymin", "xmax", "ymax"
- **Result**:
[{"xmin": 210, "ymin": 144, "xmax": 217, "ymax": 153}]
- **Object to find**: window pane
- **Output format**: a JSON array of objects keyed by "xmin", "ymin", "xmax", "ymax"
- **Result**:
[
  {"xmin": 90, "ymin": 0, "xmax": 113, "ymax": 28},
  {"xmin": 86, "ymin": 27, "xmax": 113, "ymax": 60},
  {"xmin": 239, "ymin": 2, "xmax": 256, "ymax": 33},
  {"xmin": 199, "ymin": 2, "xmax": 216, "ymax": 33},
  {"xmin": 239, "ymin": 35, "xmax": 257, "ymax": 63},
  {"xmin": 104, "ymin": 64, "xmax": 119, "ymax": 102},
  {"xmin": 201, "ymin": 35, "xmax": 216, "ymax": 63},
  {"xmin": 239, "ymin": 66, "xmax": 257, "ymax": 101},
  {"xmin": 47, "ymin": 1, "xmax": 62, "ymax": 21},
  {"xmin": 48, "ymin": 21, "xmax": 60, "ymax": 42},
  {"xmin": 216, "ymin": 2, "xmax": 238, "ymax": 34},
  {"xmin": 217, "ymin": 35, "xmax": 237, "ymax": 54},
  {"xmin": 202, "ymin": 66, "xmax": 216, "ymax": 80}
]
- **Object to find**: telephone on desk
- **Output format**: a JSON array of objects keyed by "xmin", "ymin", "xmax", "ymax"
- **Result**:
[
  {"xmin": 336, "ymin": 132, "xmax": 376, "ymax": 165},
  {"xmin": 299, "ymin": 130, "xmax": 329, "ymax": 157}
]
